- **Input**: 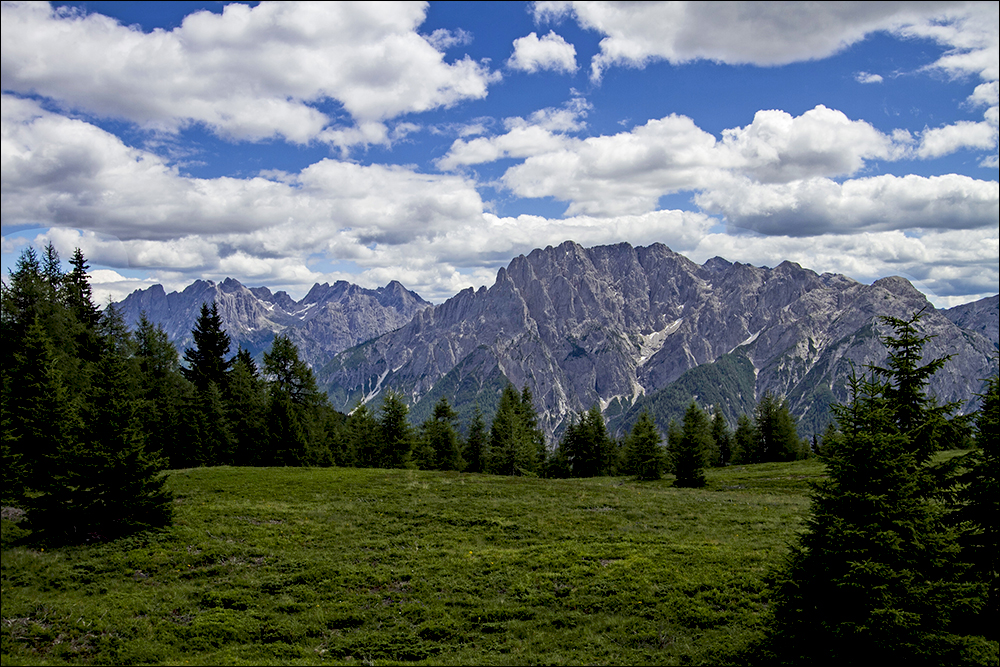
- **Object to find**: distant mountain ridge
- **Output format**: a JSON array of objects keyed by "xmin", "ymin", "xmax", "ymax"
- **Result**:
[
  {"xmin": 114, "ymin": 277, "xmax": 431, "ymax": 365},
  {"xmin": 114, "ymin": 241, "xmax": 998, "ymax": 439},
  {"xmin": 313, "ymin": 241, "xmax": 998, "ymax": 437}
]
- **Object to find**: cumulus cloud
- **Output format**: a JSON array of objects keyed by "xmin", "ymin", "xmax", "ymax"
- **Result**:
[
  {"xmin": 507, "ymin": 30, "xmax": 578, "ymax": 74},
  {"xmin": 537, "ymin": 1, "xmax": 997, "ymax": 83},
  {"xmin": 0, "ymin": 1, "xmax": 496, "ymax": 144},
  {"xmin": 491, "ymin": 105, "xmax": 916, "ymax": 216},
  {"xmin": 688, "ymin": 226, "xmax": 999, "ymax": 306},
  {"xmin": 721, "ymin": 105, "xmax": 911, "ymax": 182},
  {"xmin": 695, "ymin": 174, "xmax": 999, "ymax": 236},
  {"xmin": 436, "ymin": 97, "xmax": 590, "ymax": 170},
  {"xmin": 917, "ymin": 120, "xmax": 998, "ymax": 159}
]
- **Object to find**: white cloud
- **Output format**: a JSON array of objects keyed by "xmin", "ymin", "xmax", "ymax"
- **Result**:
[
  {"xmin": 538, "ymin": 1, "xmax": 997, "ymax": 83},
  {"xmin": 855, "ymin": 71, "xmax": 884, "ymax": 84},
  {"xmin": 494, "ymin": 105, "xmax": 912, "ymax": 216},
  {"xmin": 688, "ymin": 227, "xmax": 999, "ymax": 307},
  {"xmin": 507, "ymin": 30, "xmax": 578, "ymax": 74},
  {"xmin": 917, "ymin": 120, "xmax": 998, "ymax": 159},
  {"xmin": 721, "ymin": 105, "xmax": 910, "ymax": 183},
  {"xmin": 436, "ymin": 97, "xmax": 589, "ymax": 170},
  {"xmin": 0, "ymin": 1, "xmax": 496, "ymax": 144},
  {"xmin": 696, "ymin": 174, "xmax": 999, "ymax": 236}
]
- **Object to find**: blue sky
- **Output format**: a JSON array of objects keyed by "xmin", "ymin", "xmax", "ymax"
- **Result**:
[{"xmin": 2, "ymin": 1, "xmax": 997, "ymax": 306}]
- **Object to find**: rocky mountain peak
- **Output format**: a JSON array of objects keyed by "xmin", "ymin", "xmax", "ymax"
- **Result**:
[{"xmin": 317, "ymin": 241, "xmax": 998, "ymax": 439}]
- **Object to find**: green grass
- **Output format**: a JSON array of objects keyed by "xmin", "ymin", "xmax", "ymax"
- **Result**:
[{"xmin": 1, "ymin": 460, "xmax": 825, "ymax": 665}]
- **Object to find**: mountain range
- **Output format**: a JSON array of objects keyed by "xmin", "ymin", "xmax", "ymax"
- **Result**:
[
  {"xmin": 115, "ymin": 241, "xmax": 998, "ymax": 439},
  {"xmin": 115, "ymin": 276, "xmax": 430, "ymax": 363}
]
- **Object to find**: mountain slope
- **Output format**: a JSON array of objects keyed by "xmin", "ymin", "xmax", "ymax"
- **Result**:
[
  {"xmin": 317, "ymin": 241, "xmax": 998, "ymax": 438},
  {"xmin": 114, "ymin": 277, "xmax": 431, "ymax": 366}
]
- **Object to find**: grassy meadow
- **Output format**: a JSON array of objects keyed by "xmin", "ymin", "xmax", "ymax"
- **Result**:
[{"xmin": 1, "ymin": 460, "xmax": 825, "ymax": 665}]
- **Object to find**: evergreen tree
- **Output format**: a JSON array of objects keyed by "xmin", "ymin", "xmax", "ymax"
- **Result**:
[
  {"xmin": 674, "ymin": 402, "xmax": 710, "ymax": 488},
  {"xmin": 625, "ymin": 412, "xmax": 665, "ymax": 481},
  {"xmin": 488, "ymin": 384, "xmax": 543, "ymax": 475},
  {"xmin": 753, "ymin": 392, "xmax": 807, "ymax": 462},
  {"xmin": 8, "ymin": 316, "xmax": 81, "ymax": 493},
  {"xmin": 33, "ymin": 305, "xmax": 172, "ymax": 542},
  {"xmin": 348, "ymin": 403, "xmax": 381, "ymax": 468},
  {"xmin": 757, "ymin": 317, "xmax": 990, "ymax": 665},
  {"xmin": 182, "ymin": 301, "xmax": 232, "ymax": 392},
  {"xmin": 64, "ymin": 248, "xmax": 101, "ymax": 331},
  {"xmin": 462, "ymin": 406, "xmax": 489, "ymax": 473},
  {"xmin": 134, "ymin": 314, "xmax": 188, "ymax": 463},
  {"xmin": 378, "ymin": 390, "xmax": 414, "ymax": 469},
  {"xmin": 559, "ymin": 405, "xmax": 614, "ymax": 477},
  {"xmin": 226, "ymin": 348, "xmax": 269, "ymax": 465},
  {"xmin": 710, "ymin": 404, "xmax": 732, "ymax": 466},
  {"xmin": 952, "ymin": 374, "xmax": 999, "ymax": 641},
  {"xmin": 732, "ymin": 413, "xmax": 758, "ymax": 464},
  {"xmin": 420, "ymin": 397, "xmax": 464, "ymax": 471}
]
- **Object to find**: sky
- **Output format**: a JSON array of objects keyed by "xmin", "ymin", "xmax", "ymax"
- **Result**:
[{"xmin": 1, "ymin": 1, "xmax": 998, "ymax": 308}]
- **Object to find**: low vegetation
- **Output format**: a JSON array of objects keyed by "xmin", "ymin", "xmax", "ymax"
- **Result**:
[{"xmin": 3, "ymin": 460, "xmax": 823, "ymax": 665}]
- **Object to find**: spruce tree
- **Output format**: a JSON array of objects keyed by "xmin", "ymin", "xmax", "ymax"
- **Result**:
[
  {"xmin": 227, "ymin": 349, "xmax": 269, "ymax": 465},
  {"xmin": 378, "ymin": 390, "xmax": 414, "ymax": 469},
  {"xmin": 952, "ymin": 374, "xmax": 999, "ymax": 641},
  {"xmin": 753, "ymin": 392, "xmax": 806, "ymax": 462},
  {"xmin": 134, "ymin": 314, "xmax": 188, "ymax": 462},
  {"xmin": 710, "ymin": 404, "xmax": 732, "ymax": 466},
  {"xmin": 674, "ymin": 402, "xmax": 710, "ymax": 488},
  {"xmin": 420, "ymin": 397, "xmax": 464, "ymax": 471},
  {"xmin": 348, "ymin": 403, "xmax": 381, "ymax": 468},
  {"xmin": 33, "ymin": 305, "xmax": 172, "ymax": 542},
  {"xmin": 732, "ymin": 413, "xmax": 758, "ymax": 464},
  {"xmin": 488, "ymin": 384, "xmax": 543, "ymax": 475},
  {"xmin": 625, "ymin": 412, "xmax": 665, "ymax": 481},
  {"xmin": 182, "ymin": 301, "xmax": 232, "ymax": 392},
  {"xmin": 64, "ymin": 248, "xmax": 101, "ymax": 331},
  {"xmin": 758, "ymin": 316, "xmax": 990, "ymax": 665},
  {"xmin": 462, "ymin": 406, "xmax": 489, "ymax": 473}
]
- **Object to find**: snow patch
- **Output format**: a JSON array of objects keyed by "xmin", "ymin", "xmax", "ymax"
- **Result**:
[{"xmin": 636, "ymin": 318, "xmax": 682, "ymax": 365}]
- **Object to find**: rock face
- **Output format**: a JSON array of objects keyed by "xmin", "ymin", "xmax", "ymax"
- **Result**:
[
  {"xmin": 317, "ymin": 241, "xmax": 998, "ymax": 438},
  {"xmin": 113, "ymin": 278, "xmax": 431, "ymax": 367}
]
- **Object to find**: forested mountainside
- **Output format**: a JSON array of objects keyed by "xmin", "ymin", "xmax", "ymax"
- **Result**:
[{"xmin": 314, "ymin": 241, "xmax": 998, "ymax": 437}]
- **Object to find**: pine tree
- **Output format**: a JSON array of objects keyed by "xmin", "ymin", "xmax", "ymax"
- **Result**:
[
  {"xmin": 625, "ymin": 412, "xmax": 665, "ymax": 481},
  {"xmin": 711, "ymin": 404, "xmax": 732, "ymax": 466},
  {"xmin": 182, "ymin": 301, "xmax": 232, "ymax": 392},
  {"xmin": 488, "ymin": 384, "xmax": 543, "ymax": 475},
  {"xmin": 753, "ymin": 392, "xmax": 806, "ymax": 462},
  {"xmin": 378, "ymin": 390, "xmax": 414, "ymax": 469},
  {"xmin": 420, "ymin": 397, "xmax": 464, "ymax": 471},
  {"xmin": 674, "ymin": 402, "xmax": 710, "ymax": 488},
  {"xmin": 33, "ymin": 305, "xmax": 172, "ymax": 542},
  {"xmin": 227, "ymin": 348, "xmax": 268, "ymax": 465},
  {"xmin": 348, "ymin": 403, "xmax": 381, "ymax": 468},
  {"xmin": 462, "ymin": 406, "xmax": 489, "ymax": 473},
  {"xmin": 757, "ymin": 316, "xmax": 991, "ymax": 665}
]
